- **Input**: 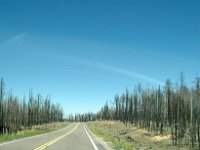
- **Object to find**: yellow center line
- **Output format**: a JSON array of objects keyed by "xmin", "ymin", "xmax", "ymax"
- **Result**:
[{"xmin": 34, "ymin": 123, "xmax": 79, "ymax": 150}]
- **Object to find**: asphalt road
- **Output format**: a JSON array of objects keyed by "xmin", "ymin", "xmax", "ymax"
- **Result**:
[{"xmin": 0, "ymin": 123, "xmax": 107, "ymax": 150}]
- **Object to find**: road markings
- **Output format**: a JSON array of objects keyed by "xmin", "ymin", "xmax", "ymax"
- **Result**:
[
  {"xmin": 34, "ymin": 123, "xmax": 79, "ymax": 150},
  {"xmin": 84, "ymin": 124, "xmax": 99, "ymax": 150}
]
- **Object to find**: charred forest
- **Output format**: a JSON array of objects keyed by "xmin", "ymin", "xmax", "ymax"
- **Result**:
[
  {"xmin": 0, "ymin": 78, "xmax": 64, "ymax": 135},
  {"xmin": 95, "ymin": 73, "xmax": 200, "ymax": 149}
]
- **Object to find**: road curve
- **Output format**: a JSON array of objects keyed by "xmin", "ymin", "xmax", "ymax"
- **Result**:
[{"xmin": 0, "ymin": 123, "xmax": 107, "ymax": 150}]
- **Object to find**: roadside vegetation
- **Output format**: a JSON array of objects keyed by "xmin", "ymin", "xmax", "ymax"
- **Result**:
[
  {"xmin": 0, "ymin": 122, "xmax": 70, "ymax": 143},
  {"xmin": 0, "ymin": 78, "xmax": 64, "ymax": 137},
  {"xmin": 87, "ymin": 121, "xmax": 189, "ymax": 150},
  {"xmin": 87, "ymin": 121, "xmax": 134, "ymax": 150},
  {"xmin": 92, "ymin": 73, "xmax": 200, "ymax": 149},
  {"xmin": 75, "ymin": 73, "xmax": 200, "ymax": 150}
]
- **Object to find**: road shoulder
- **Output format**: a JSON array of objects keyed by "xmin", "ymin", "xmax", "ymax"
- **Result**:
[{"xmin": 85, "ymin": 123, "xmax": 113, "ymax": 150}]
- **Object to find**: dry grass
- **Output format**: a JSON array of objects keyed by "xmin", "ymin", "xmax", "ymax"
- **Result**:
[
  {"xmin": 89, "ymin": 121, "xmax": 190, "ymax": 150},
  {"xmin": 152, "ymin": 134, "xmax": 171, "ymax": 142},
  {"xmin": 0, "ymin": 122, "xmax": 70, "ymax": 143}
]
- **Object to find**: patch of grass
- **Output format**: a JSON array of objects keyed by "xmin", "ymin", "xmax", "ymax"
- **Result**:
[
  {"xmin": 0, "ymin": 122, "xmax": 71, "ymax": 143},
  {"xmin": 87, "ymin": 122, "xmax": 135, "ymax": 150}
]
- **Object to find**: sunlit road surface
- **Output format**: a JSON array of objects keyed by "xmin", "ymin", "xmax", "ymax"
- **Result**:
[{"xmin": 0, "ymin": 123, "xmax": 106, "ymax": 150}]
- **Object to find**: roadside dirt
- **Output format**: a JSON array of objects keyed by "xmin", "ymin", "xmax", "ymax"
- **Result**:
[{"xmin": 91, "ymin": 121, "xmax": 190, "ymax": 150}]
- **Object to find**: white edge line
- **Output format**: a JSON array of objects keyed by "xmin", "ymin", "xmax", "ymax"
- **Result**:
[
  {"xmin": 84, "ymin": 123, "xmax": 99, "ymax": 150},
  {"xmin": 0, "ymin": 123, "xmax": 74, "ymax": 146}
]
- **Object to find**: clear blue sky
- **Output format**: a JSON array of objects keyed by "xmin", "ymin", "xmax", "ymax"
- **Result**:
[{"xmin": 0, "ymin": 0, "xmax": 199, "ymax": 115}]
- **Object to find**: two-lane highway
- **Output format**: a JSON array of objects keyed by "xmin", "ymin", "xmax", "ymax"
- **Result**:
[{"xmin": 0, "ymin": 123, "xmax": 108, "ymax": 150}]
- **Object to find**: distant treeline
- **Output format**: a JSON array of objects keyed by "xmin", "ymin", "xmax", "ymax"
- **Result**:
[
  {"xmin": 73, "ymin": 73, "xmax": 200, "ymax": 149},
  {"xmin": 0, "ymin": 78, "xmax": 63, "ymax": 135}
]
